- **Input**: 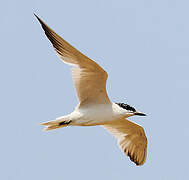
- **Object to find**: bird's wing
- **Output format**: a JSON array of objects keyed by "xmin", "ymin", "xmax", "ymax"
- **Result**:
[
  {"xmin": 35, "ymin": 14, "xmax": 110, "ymax": 105},
  {"xmin": 103, "ymin": 118, "xmax": 147, "ymax": 165}
]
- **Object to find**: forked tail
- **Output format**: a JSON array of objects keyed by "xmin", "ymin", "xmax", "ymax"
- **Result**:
[{"xmin": 40, "ymin": 117, "xmax": 71, "ymax": 131}]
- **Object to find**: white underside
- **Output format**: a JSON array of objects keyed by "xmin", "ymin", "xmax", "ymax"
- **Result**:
[{"xmin": 57, "ymin": 103, "xmax": 130, "ymax": 126}]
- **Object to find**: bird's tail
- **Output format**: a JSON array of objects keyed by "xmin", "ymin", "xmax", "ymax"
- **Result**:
[{"xmin": 40, "ymin": 116, "xmax": 71, "ymax": 131}]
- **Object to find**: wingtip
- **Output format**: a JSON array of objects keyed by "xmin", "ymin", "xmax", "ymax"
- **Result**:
[
  {"xmin": 34, "ymin": 13, "xmax": 44, "ymax": 24},
  {"xmin": 33, "ymin": 13, "xmax": 38, "ymax": 19}
]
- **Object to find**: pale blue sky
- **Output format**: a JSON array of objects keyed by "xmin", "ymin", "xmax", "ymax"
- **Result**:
[{"xmin": 1, "ymin": 0, "xmax": 189, "ymax": 179}]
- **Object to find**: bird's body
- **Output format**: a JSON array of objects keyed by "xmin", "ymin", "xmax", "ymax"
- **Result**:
[
  {"xmin": 35, "ymin": 14, "xmax": 148, "ymax": 166},
  {"xmin": 59, "ymin": 103, "xmax": 129, "ymax": 127}
]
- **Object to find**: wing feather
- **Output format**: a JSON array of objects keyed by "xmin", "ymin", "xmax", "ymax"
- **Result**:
[
  {"xmin": 35, "ymin": 14, "xmax": 110, "ymax": 105},
  {"xmin": 103, "ymin": 119, "xmax": 147, "ymax": 166}
]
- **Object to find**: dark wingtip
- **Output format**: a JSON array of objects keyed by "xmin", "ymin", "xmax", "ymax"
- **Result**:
[
  {"xmin": 34, "ymin": 13, "xmax": 43, "ymax": 25},
  {"xmin": 34, "ymin": 13, "xmax": 39, "ymax": 20},
  {"xmin": 34, "ymin": 13, "xmax": 50, "ymax": 36}
]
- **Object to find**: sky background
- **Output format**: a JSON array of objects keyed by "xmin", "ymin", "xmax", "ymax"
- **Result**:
[{"xmin": 1, "ymin": 0, "xmax": 189, "ymax": 179}]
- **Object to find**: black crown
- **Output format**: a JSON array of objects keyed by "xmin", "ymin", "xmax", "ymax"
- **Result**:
[{"xmin": 116, "ymin": 103, "xmax": 136, "ymax": 112}]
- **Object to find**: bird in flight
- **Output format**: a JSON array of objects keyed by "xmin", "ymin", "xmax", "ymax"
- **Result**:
[{"xmin": 35, "ymin": 14, "xmax": 148, "ymax": 166}]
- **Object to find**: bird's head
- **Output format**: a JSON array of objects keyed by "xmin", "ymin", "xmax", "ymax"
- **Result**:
[{"xmin": 115, "ymin": 103, "xmax": 146, "ymax": 117}]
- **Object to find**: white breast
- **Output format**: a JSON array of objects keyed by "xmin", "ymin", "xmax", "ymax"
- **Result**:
[{"xmin": 69, "ymin": 103, "xmax": 126, "ymax": 126}]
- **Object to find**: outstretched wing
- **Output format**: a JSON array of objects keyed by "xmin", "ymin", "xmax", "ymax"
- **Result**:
[
  {"xmin": 35, "ymin": 14, "xmax": 110, "ymax": 105},
  {"xmin": 103, "ymin": 119, "xmax": 147, "ymax": 165}
]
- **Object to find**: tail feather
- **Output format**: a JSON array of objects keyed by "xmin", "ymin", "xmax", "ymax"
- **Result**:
[
  {"xmin": 43, "ymin": 125, "xmax": 62, "ymax": 131},
  {"xmin": 40, "ymin": 117, "xmax": 71, "ymax": 131},
  {"xmin": 40, "ymin": 120, "xmax": 61, "ymax": 126}
]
